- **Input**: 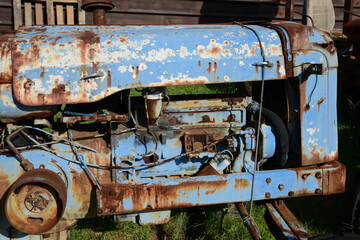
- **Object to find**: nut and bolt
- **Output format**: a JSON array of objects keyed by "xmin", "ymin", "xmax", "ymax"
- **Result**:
[
  {"xmin": 265, "ymin": 192, "xmax": 271, "ymax": 198},
  {"xmin": 266, "ymin": 178, "xmax": 271, "ymax": 184},
  {"xmin": 302, "ymin": 174, "xmax": 309, "ymax": 180},
  {"xmin": 288, "ymin": 191, "xmax": 294, "ymax": 197},
  {"xmin": 315, "ymin": 188, "xmax": 321, "ymax": 194},
  {"xmin": 278, "ymin": 184, "xmax": 284, "ymax": 190},
  {"xmin": 315, "ymin": 172, "xmax": 322, "ymax": 179}
]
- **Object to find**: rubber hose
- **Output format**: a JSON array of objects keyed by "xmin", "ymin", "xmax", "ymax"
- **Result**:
[{"xmin": 248, "ymin": 102, "xmax": 289, "ymax": 166}]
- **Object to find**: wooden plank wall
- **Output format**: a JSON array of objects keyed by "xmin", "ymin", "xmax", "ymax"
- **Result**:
[
  {"xmin": 0, "ymin": 0, "xmax": 13, "ymax": 32},
  {"xmin": 84, "ymin": 0, "xmax": 360, "ymax": 32},
  {"xmin": 1, "ymin": 0, "xmax": 360, "ymax": 32}
]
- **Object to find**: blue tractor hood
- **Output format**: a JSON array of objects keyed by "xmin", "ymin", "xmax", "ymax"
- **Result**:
[{"xmin": 11, "ymin": 24, "xmax": 286, "ymax": 106}]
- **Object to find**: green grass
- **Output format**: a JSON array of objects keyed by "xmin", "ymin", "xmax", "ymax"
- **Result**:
[
  {"xmin": 71, "ymin": 205, "xmax": 275, "ymax": 240},
  {"xmin": 70, "ymin": 85, "xmax": 360, "ymax": 239}
]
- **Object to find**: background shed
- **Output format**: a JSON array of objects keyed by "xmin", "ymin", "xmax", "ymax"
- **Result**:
[{"xmin": 0, "ymin": 0, "xmax": 359, "ymax": 32}]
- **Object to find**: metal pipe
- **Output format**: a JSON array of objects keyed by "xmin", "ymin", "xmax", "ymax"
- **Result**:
[
  {"xmin": 81, "ymin": 0, "xmax": 114, "ymax": 25},
  {"xmin": 235, "ymin": 203, "xmax": 263, "ymax": 240},
  {"xmin": 5, "ymin": 126, "xmax": 34, "ymax": 171},
  {"xmin": 93, "ymin": 9, "xmax": 106, "ymax": 25}
]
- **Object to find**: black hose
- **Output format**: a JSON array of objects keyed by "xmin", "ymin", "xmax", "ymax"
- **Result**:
[{"xmin": 248, "ymin": 102, "xmax": 289, "ymax": 166}]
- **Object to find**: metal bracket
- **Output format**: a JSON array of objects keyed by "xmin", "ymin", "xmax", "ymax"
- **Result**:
[
  {"xmin": 265, "ymin": 200, "xmax": 310, "ymax": 239},
  {"xmin": 304, "ymin": 63, "xmax": 323, "ymax": 75},
  {"xmin": 253, "ymin": 61, "xmax": 274, "ymax": 68},
  {"xmin": 6, "ymin": 126, "xmax": 34, "ymax": 171},
  {"xmin": 183, "ymin": 133, "xmax": 216, "ymax": 157}
]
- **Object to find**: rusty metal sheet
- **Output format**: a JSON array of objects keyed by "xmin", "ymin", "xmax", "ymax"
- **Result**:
[
  {"xmin": 96, "ymin": 161, "xmax": 345, "ymax": 215},
  {"xmin": 11, "ymin": 24, "xmax": 286, "ymax": 106},
  {"xmin": 0, "ymin": 84, "xmax": 58, "ymax": 123},
  {"xmin": 268, "ymin": 22, "xmax": 338, "ymax": 166},
  {"xmin": 0, "ymin": 33, "xmax": 13, "ymax": 84}
]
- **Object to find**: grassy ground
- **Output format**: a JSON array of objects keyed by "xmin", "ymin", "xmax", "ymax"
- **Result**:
[{"xmin": 70, "ymin": 84, "xmax": 360, "ymax": 239}]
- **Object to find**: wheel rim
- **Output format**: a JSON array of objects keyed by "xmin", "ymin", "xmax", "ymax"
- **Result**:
[{"xmin": 5, "ymin": 169, "xmax": 67, "ymax": 234}]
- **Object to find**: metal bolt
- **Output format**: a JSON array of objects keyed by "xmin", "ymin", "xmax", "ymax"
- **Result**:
[
  {"xmin": 97, "ymin": 209, "xmax": 103, "ymax": 214},
  {"xmin": 278, "ymin": 184, "xmax": 284, "ymax": 190},
  {"xmin": 315, "ymin": 188, "xmax": 321, "ymax": 194},
  {"xmin": 266, "ymin": 178, "xmax": 271, "ymax": 184},
  {"xmin": 315, "ymin": 172, "xmax": 322, "ymax": 179},
  {"xmin": 288, "ymin": 191, "xmax": 294, "ymax": 197},
  {"xmin": 302, "ymin": 174, "xmax": 308, "ymax": 180},
  {"xmin": 110, "ymin": 208, "xmax": 115, "ymax": 213},
  {"xmin": 265, "ymin": 192, "xmax": 271, "ymax": 198}
]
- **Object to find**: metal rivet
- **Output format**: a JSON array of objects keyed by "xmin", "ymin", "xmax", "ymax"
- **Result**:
[
  {"xmin": 110, "ymin": 209, "xmax": 115, "ymax": 213},
  {"xmin": 315, "ymin": 172, "xmax": 322, "ymax": 179},
  {"xmin": 266, "ymin": 178, "xmax": 271, "ymax": 184},
  {"xmin": 315, "ymin": 188, "xmax": 321, "ymax": 194},
  {"xmin": 288, "ymin": 191, "xmax": 294, "ymax": 197},
  {"xmin": 97, "ymin": 209, "xmax": 103, "ymax": 214},
  {"xmin": 278, "ymin": 184, "xmax": 284, "ymax": 190},
  {"xmin": 302, "ymin": 174, "xmax": 308, "ymax": 180},
  {"xmin": 265, "ymin": 192, "xmax": 271, "ymax": 198}
]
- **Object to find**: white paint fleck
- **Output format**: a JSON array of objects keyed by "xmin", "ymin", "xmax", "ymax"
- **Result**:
[
  {"xmin": 307, "ymin": 127, "xmax": 316, "ymax": 136},
  {"xmin": 118, "ymin": 65, "xmax": 127, "ymax": 73}
]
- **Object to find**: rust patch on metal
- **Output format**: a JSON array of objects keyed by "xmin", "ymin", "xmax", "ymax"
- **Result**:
[
  {"xmin": 276, "ymin": 60, "xmax": 281, "ymax": 79},
  {"xmin": 322, "ymin": 161, "xmax": 346, "ymax": 195},
  {"xmin": 250, "ymin": 46, "xmax": 256, "ymax": 56},
  {"xmin": 224, "ymin": 114, "xmax": 236, "ymax": 122},
  {"xmin": 40, "ymin": 67, "xmax": 45, "ymax": 79},
  {"xmin": 167, "ymin": 116, "xmax": 184, "ymax": 125},
  {"xmin": 0, "ymin": 34, "xmax": 13, "ymax": 83},
  {"xmin": 97, "ymin": 177, "xmax": 250, "ymax": 215},
  {"xmin": 0, "ymin": 172, "xmax": 10, "ymax": 198},
  {"xmin": 5, "ymin": 169, "xmax": 67, "ymax": 234},
  {"xmin": 76, "ymin": 30, "xmax": 100, "ymax": 64},
  {"xmin": 210, "ymin": 46, "xmax": 222, "ymax": 58},
  {"xmin": 69, "ymin": 169, "xmax": 95, "ymax": 216},
  {"xmin": 317, "ymin": 97, "xmax": 325, "ymax": 112},
  {"xmin": 234, "ymin": 178, "xmax": 250, "ymax": 189},
  {"xmin": 302, "ymin": 148, "xmax": 338, "ymax": 166},
  {"xmin": 107, "ymin": 70, "xmax": 111, "ymax": 88},
  {"xmin": 207, "ymin": 62, "xmax": 211, "ymax": 75},
  {"xmin": 199, "ymin": 115, "xmax": 212, "ymax": 123},
  {"xmin": 49, "ymin": 36, "xmax": 61, "ymax": 46},
  {"xmin": 196, "ymin": 164, "xmax": 218, "ymax": 176}
]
